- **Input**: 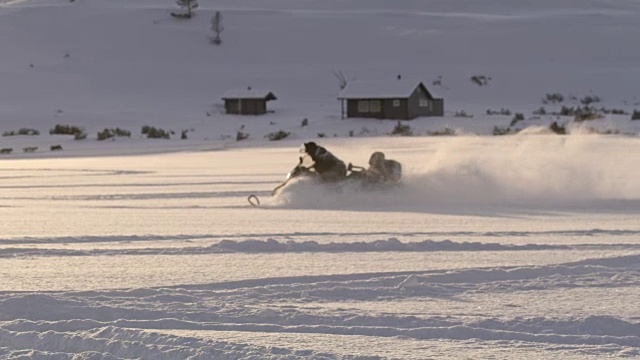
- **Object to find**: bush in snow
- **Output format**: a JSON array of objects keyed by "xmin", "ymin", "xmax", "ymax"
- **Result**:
[
  {"xmin": 543, "ymin": 93, "xmax": 564, "ymax": 104},
  {"xmin": 533, "ymin": 107, "xmax": 547, "ymax": 115},
  {"xmin": 427, "ymin": 128, "xmax": 456, "ymax": 136},
  {"xmin": 557, "ymin": 106, "xmax": 601, "ymax": 121},
  {"xmin": 492, "ymin": 126, "xmax": 517, "ymax": 136},
  {"xmin": 301, "ymin": 118, "xmax": 309, "ymax": 127},
  {"xmin": 2, "ymin": 128, "xmax": 40, "ymax": 136},
  {"xmin": 97, "ymin": 129, "xmax": 114, "ymax": 141},
  {"xmin": 510, "ymin": 113, "xmax": 525, "ymax": 127},
  {"xmin": 50, "ymin": 124, "xmax": 84, "ymax": 136},
  {"xmin": 209, "ymin": 11, "xmax": 223, "ymax": 45},
  {"xmin": 116, "ymin": 128, "xmax": 131, "ymax": 137},
  {"xmin": 142, "ymin": 125, "xmax": 170, "ymax": 139},
  {"xmin": 549, "ymin": 121, "xmax": 566, "ymax": 135},
  {"xmin": 574, "ymin": 107, "xmax": 602, "ymax": 122},
  {"xmin": 486, "ymin": 108, "xmax": 511, "ymax": 116},
  {"xmin": 470, "ymin": 75, "xmax": 491, "ymax": 87},
  {"xmin": 559, "ymin": 105, "xmax": 574, "ymax": 116},
  {"xmin": 579, "ymin": 127, "xmax": 622, "ymax": 135},
  {"xmin": 172, "ymin": 0, "xmax": 198, "ymax": 19},
  {"xmin": 391, "ymin": 121, "xmax": 412, "ymax": 136},
  {"xmin": 236, "ymin": 131, "xmax": 249, "ymax": 141},
  {"xmin": 0, "ymin": 148, "xmax": 13, "ymax": 154},
  {"xmin": 580, "ymin": 95, "xmax": 601, "ymax": 105},
  {"xmin": 265, "ymin": 130, "xmax": 290, "ymax": 141},
  {"xmin": 599, "ymin": 107, "xmax": 626, "ymax": 115},
  {"xmin": 97, "ymin": 128, "xmax": 131, "ymax": 141},
  {"xmin": 454, "ymin": 110, "xmax": 473, "ymax": 118},
  {"xmin": 632, "ymin": 110, "xmax": 640, "ymax": 120}
]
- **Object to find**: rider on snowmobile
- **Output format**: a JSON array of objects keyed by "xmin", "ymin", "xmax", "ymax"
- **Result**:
[
  {"xmin": 302, "ymin": 142, "xmax": 347, "ymax": 182},
  {"xmin": 361, "ymin": 151, "xmax": 402, "ymax": 184}
]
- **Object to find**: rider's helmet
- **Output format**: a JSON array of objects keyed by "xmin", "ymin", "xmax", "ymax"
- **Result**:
[
  {"xmin": 369, "ymin": 152, "xmax": 385, "ymax": 167},
  {"xmin": 302, "ymin": 142, "xmax": 318, "ymax": 155}
]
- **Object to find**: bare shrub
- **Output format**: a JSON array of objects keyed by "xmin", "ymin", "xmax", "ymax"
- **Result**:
[
  {"xmin": 510, "ymin": 113, "xmax": 525, "ymax": 127},
  {"xmin": 492, "ymin": 126, "xmax": 517, "ymax": 136},
  {"xmin": 486, "ymin": 108, "xmax": 511, "ymax": 116},
  {"xmin": 209, "ymin": 11, "xmax": 223, "ymax": 45},
  {"xmin": 470, "ymin": 75, "xmax": 491, "ymax": 87},
  {"xmin": 454, "ymin": 110, "xmax": 473, "ymax": 118},
  {"xmin": 236, "ymin": 131, "xmax": 249, "ymax": 141},
  {"xmin": 427, "ymin": 128, "xmax": 456, "ymax": 136},
  {"xmin": 50, "ymin": 124, "xmax": 83, "ymax": 136},
  {"xmin": 549, "ymin": 121, "xmax": 566, "ymax": 135},
  {"xmin": 2, "ymin": 128, "xmax": 40, "ymax": 136},
  {"xmin": 533, "ymin": 107, "xmax": 547, "ymax": 115},
  {"xmin": 543, "ymin": 93, "xmax": 564, "ymax": 104},
  {"xmin": 265, "ymin": 130, "xmax": 290, "ymax": 141},
  {"xmin": 391, "ymin": 121, "xmax": 412, "ymax": 136},
  {"xmin": 142, "ymin": 126, "xmax": 170, "ymax": 139},
  {"xmin": 97, "ymin": 128, "xmax": 131, "ymax": 141},
  {"xmin": 172, "ymin": 0, "xmax": 198, "ymax": 18},
  {"xmin": 580, "ymin": 95, "xmax": 601, "ymax": 105}
]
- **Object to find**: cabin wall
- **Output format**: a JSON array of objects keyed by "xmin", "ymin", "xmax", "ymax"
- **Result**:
[
  {"xmin": 346, "ymin": 99, "xmax": 410, "ymax": 120},
  {"xmin": 224, "ymin": 99, "xmax": 267, "ymax": 115}
]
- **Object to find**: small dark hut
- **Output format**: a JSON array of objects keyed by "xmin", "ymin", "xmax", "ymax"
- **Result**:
[
  {"xmin": 222, "ymin": 87, "xmax": 277, "ymax": 115},
  {"xmin": 337, "ymin": 80, "xmax": 443, "ymax": 120}
]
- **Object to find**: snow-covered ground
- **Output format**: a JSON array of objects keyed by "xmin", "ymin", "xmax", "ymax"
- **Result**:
[
  {"xmin": 1, "ymin": 0, "xmax": 640, "ymax": 358},
  {"xmin": 2, "ymin": 136, "xmax": 640, "ymax": 359}
]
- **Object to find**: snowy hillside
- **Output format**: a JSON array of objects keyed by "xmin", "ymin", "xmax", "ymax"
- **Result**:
[{"xmin": 2, "ymin": 0, "xmax": 640, "ymax": 157}]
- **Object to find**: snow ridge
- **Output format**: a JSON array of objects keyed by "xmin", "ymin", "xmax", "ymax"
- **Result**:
[{"xmin": 1, "ymin": 254, "xmax": 639, "ymax": 358}]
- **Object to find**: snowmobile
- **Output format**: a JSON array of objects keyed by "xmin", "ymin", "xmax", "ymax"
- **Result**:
[{"xmin": 247, "ymin": 155, "xmax": 401, "ymax": 207}]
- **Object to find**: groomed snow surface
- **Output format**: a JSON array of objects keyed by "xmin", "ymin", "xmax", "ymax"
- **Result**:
[
  {"xmin": 2, "ymin": 137, "xmax": 640, "ymax": 359},
  {"xmin": 2, "ymin": 0, "xmax": 640, "ymax": 358}
]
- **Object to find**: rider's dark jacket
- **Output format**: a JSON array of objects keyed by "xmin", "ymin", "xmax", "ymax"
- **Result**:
[{"xmin": 304, "ymin": 142, "xmax": 347, "ymax": 181}]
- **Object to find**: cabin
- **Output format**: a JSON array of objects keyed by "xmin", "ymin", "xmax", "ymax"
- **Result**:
[
  {"xmin": 337, "ymin": 80, "xmax": 443, "ymax": 120},
  {"xmin": 222, "ymin": 87, "xmax": 277, "ymax": 115}
]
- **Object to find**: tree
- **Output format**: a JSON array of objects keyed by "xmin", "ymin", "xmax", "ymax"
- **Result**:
[
  {"xmin": 333, "ymin": 70, "xmax": 347, "ymax": 90},
  {"xmin": 210, "ymin": 11, "xmax": 223, "ymax": 45},
  {"xmin": 173, "ymin": 0, "xmax": 198, "ymax": 19}
]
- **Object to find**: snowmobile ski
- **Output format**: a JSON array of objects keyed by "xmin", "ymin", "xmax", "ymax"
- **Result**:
[{"xmin": 247, "ymin": 194, "xmax": 261, "ymax": 207}]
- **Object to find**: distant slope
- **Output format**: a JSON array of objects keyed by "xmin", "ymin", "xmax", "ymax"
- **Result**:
[{"xmin": 0, "ymin": 0, "xmax": 639, "ymax": 146}]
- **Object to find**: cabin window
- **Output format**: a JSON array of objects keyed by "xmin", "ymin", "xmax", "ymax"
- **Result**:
[
  {"xmin": 419, "ymin": 98, "xmax": 430, "ymax": 108},
  {"xmin": 369, "ymin": 100, "xmax": 381, "ymax": 113},
  {"xmin": 358, "ymin": 100, "xmax": 369, "ymax": 113},
  {"xmin": 393, "ymin": 99, "xmax": 400, "ymax": 107}
]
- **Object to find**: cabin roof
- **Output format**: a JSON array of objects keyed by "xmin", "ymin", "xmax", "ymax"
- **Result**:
[
  {"xmin": 337, "ymin": 80, "xmax": 437, "ymax": 99},
  {"xmin": 222, "ymin": 88, "xmax": 277, "ymax": 100}
]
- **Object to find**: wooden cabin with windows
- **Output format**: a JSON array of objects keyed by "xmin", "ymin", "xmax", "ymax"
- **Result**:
[
  {"xmin": 222, "ymin": 87, "xmax": 277, "ymax": 115},
  {"xmin": 337, "ymin": 80, "xmax": 443, "ymax": 120}
]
